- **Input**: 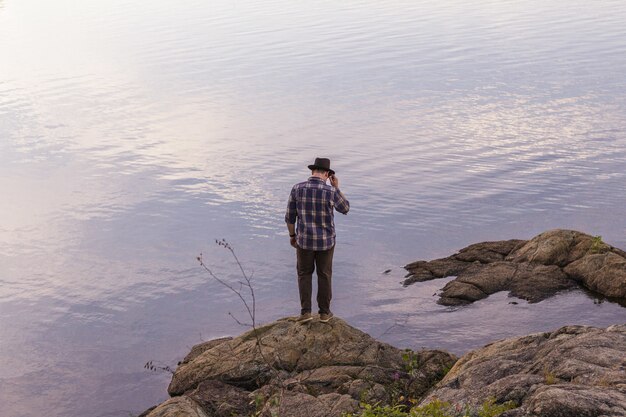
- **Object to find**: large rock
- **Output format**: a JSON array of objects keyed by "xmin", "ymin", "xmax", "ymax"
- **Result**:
[
  {"xmin": 437, "ymin": 262, "xmax": 575, "ymax": 305},
  {"xmin": 256, "ymin": 391, "xmax": 359, "ymax": 417},
  {"xmin": 139, "ymin": 319, "xmax": 625, "ymax": 417},
  {"xmin": 144, "ymin": 396, "xmax": 209, "ymax": 417},
  {"xmin": 565, "ymin": 252, "xmax": 626, "ymax": 299},
  {"xmin": 168, "ymin": 317, "xmax": 456, "ymax": 395},
  {"xmin": 186, "ymin": 380, "xmax": 253, "ymax": 417},
  {"xmin": 404, "ymin": 229, "xmax": 626, "ymax": 305},
  {"xmin": 505, "ymin": 229, "xmax": 593, "ymax": 266},
  {"xmin": 422, "ymin": 324, "xmax": 626, "ymax": 416},
  {"xmin": 524, "ymin": 385, "xmax": 626, "ymax": 417},
  {"xmin": 139, "ymin": 317, "xmax": 456, "ymax": 417}
]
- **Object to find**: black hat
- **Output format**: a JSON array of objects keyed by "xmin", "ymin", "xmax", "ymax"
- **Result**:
[{"xmin": 308, "ymin": 157, "xmax": 335, "ymax": 175}]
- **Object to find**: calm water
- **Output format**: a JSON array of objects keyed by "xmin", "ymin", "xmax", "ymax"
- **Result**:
[{"xmin": 2, "ymin": 0, "xmax": 626, "ymax": 415}]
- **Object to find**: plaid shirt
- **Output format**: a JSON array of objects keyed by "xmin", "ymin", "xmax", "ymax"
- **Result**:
[{"xmin": 285, "ymin": 176, "xmax": 350, "ymax": 250}]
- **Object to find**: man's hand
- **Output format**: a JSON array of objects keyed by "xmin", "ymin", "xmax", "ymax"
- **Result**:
[
  {"xmin": 329, "ymin": 175, "xmax": 339, "ymax": 188},
  {"xmin": 290, "ymin": 236, "xmax": 298, "ymax": 248}
]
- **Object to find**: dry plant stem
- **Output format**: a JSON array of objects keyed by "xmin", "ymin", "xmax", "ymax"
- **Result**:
[
  {"xmin": 227, "ymin": 244, "xmax": 257, "ymax": 324},
  {"xmin": 198, "ymin": 257, "xmax": 254, "ymax": 326},
  {"xmin": 197, "ymin": 241, "xmax": 276, "ymax": 378}
]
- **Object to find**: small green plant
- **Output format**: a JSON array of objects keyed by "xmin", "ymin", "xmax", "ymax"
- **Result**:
[
  {"xmin": 376, "ymin": 350, "xmax": 425, "ymax": 408},
  {"xmin": 440, "ymin": 364, "xmax": 453, "ymax": 378},
  {"xmin": 544, "ymin": 372, "xmax": 557, "ymax": 385},
  {"xmin": 590, "ymin": 235, "xmax": 604, "ymax": 253},
  {"xmin": 596, "ymin": 375, "xmax": 612, "ymax": 387},
  {"xmin": 410, "ymin": 399, "xmax": 452, "ymax": 417},
  {"xmin": 402, "ymin": 350, "xmax": 422, "ymax": 376},
  {"xmin": 543, "ymin": 367, "xmax": 558, "ymax": 385},
  {"xmin": 250, "ymin": 393, "xmax": 266, "ymax": 416},
  {"xmin": 343, "ymin": 403, "xmax": 407, "ymax": 417},
  {"xmin": 269, "ymin": 395, "xmax": 281, "ymax": 417},
  {"xmin": 477, "ymin": 398, "xmax": 516, "ymax": 417},
  {"xmin": 382, "ymin": 351, "xmax": 456, "ymax": 409},
  {"xmin": 343, "ymin": 397, "xmax": 515, "ymax": 417}
]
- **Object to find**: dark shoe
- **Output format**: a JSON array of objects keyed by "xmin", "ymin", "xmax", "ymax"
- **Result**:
[
  {"xmin": 297, "ymin": 313, "xmax": 313, "ymax": 323},
  {"xmin": 319, "ymin": 313, "xmax": 334, "ymax": 323}
]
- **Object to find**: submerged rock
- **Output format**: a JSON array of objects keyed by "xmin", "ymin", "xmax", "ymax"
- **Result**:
[
  {"xmin": 404, "ymin": 229, "xmax": 626, "ymax": 306},
  {"xmin": 422, "ymin": 324, "xmax": 626, "ymax": 417},
  {"xmin": 142, "ymin": 317, "xmax": 456, "ymax": 417}
]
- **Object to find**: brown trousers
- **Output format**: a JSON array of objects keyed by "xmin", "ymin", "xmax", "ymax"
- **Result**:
[{"xmin": 296, "ymin": 245, "xmax": 334, "ymax": 315}]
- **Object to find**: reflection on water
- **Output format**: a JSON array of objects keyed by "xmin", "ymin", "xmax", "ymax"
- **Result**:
[{"xmin": 1, "ymin": 0, "xmax": 626, "ymax": 416}]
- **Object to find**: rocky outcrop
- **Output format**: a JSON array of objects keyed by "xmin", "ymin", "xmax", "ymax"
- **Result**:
[
  {"xmin": 143, "ymin": 317, "xmax": 456, "ymax": 417},
  {"xmin": 139, "ymin": 318, "xmax": 626, "ymax": 417},
  {"xmin": 404, "ymin": 229, "xmax": 626, "ymax": 306},
  {"xmin": 422, "ymin": 324, "xmax": 626, "ymax": 417}
]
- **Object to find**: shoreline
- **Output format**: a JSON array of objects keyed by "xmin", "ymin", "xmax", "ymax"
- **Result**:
[{"xmin": 139, "ymin": 319, "xmax": 626, "ymax": 417}]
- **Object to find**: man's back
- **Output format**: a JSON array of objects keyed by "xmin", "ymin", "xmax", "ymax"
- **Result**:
[{"xmin": 285, "ymin": 176, "xmax": 349, "ymax": 251}]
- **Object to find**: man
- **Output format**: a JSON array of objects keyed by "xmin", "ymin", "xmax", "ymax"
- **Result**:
[{"xmin": 285, "ymin": 157, "xmax": 350, "ymax": 323}]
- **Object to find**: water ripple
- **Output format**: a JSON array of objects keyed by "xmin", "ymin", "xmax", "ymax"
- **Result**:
[{"xmin": 1, "ymin": 0, "xmax": 626, "ymax": 416}]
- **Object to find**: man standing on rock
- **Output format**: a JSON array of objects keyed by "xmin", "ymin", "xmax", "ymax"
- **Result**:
[{"xmin": 285, "ymin": 158, "xmax": 350, "ymax": 323}]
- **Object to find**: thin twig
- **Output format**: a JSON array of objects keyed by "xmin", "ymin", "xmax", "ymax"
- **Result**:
[
  {"xmin": 197, "ymin": 241, "xmax": 277, "ymax": 378},
  {"xmin": 228, "ymin": 312, "xmax": 253, "ymax": 328}
]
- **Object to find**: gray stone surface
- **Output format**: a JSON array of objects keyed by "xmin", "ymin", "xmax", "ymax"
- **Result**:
[
  {"xmin": 186, "ymin": 380, "xmax": 253, "ymax": 417},
  {"xmin": 422, "ymin": 324, "xmax": 626, "ymax": 416},
  {"xmin": 144, "ymin": 396, "xmax": 209, "ymax": 417},
  {"xmin": 257, "ymin": 391, "xmax": 359, "ymax": 417},
  {"xmin": 565, "ymin": 252, "xmax": 626, "ymax": 298},
  {"xmin": 140, "ymin": 317, "xmax": 456, "ymax": 417},
  {"xmin": 167, "ymin": 317, "xmax": 456, "ymax": 396},
  {"xmin": 405, "ymin": 229, "xmax": 626, "ymax": 305},
  {"xmin": 140, "ymin": 320, "xmax": 626, "ymax": 417}
]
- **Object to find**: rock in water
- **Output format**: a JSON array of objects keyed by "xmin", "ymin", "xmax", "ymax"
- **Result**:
[
  {"xmin": 404, "ymin": 229, "xmax": 626, "ymax": 305},
  {"xmin": 565, "ymin": 252, "xmax": 626, "ymax": 299}
]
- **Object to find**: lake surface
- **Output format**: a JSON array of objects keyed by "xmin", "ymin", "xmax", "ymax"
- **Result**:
[{"xmin": 1, "ymin": 0, "xmax": 626, "ymax": 415}]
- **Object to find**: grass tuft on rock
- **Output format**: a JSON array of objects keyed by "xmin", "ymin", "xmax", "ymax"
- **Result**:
[{"xmin": 343, "ymin": 397, "xmax": 516, "ymax": 417}]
